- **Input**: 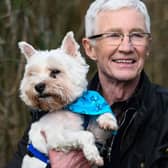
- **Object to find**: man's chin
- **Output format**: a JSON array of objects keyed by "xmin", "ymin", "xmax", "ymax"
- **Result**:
[{"xmin": 113, "ymin": 72, "xmax": 139, "ymax": 82}]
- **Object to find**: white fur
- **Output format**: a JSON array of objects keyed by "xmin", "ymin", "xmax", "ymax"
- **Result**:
[{"xmin": 18, "ymin": 31, "xmax": 118, "ymax": 168}]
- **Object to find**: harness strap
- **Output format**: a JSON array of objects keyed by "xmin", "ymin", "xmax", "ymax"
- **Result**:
[
  {"xmin": 27, "ymin": 143, "xmax": 50, "ymax": 167},
  {"xmin": 83, "ymin": 114, "xmax": 90, "ymax": 130}
]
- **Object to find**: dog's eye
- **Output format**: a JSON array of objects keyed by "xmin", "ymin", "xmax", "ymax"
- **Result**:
[
  {"xmin": 50, "ymin": 69, "xmax": 60, "ymax": 78},
  {"xmin": 27, "ymin": 71, "xmax": 35, "ymax": 77}
]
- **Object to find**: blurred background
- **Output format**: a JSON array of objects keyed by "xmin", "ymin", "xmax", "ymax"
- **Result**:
[{"xmin": 0, "ymin": 0, "xmax": 168, "ymax": 167}]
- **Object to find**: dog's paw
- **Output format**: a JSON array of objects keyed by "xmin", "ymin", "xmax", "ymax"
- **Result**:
[
  {"xmin": 94, "ymin": 156, "xmax": 104, "ymax": 166},
  {"xmin": 97, "ymin": 113, "xmax": 118, "ymax": 130},
  {"xmin": 92, "ymin": 156, "xmax": 104, "ymax": 167},
  {"xmin": 83, "ymin": 145, "xmax": 104, "ymax": 166}
]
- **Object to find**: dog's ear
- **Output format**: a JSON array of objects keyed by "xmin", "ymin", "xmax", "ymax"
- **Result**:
[
  {"xmin": 61, "ymin": 31, "xmax": 80, "ymax": 57},
  {"xmin": 18, "ymin": 41, "xmax": 36, "ymax": 60}
]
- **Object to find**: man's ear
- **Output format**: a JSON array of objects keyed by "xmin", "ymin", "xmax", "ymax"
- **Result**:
[
  {"xmin": 82, "ymin": 38, "xmax": 97, "ymax": 61},
  {"xmin": 146, "ymin": 37, "xmax": 152, "ymax": 58}
]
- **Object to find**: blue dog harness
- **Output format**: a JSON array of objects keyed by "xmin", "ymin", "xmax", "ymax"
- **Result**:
[
  {"xmin": 27, "ymin": 143, "xmax": 50, "ymax": 166},
  {"xmin": 27, "ymin": 90, "xmax": 116, "ymax": 166}
]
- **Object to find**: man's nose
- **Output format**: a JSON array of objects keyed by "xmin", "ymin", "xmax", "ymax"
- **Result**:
[{"xmin": 118, "ymin": 36, "xmax": 134, "ymax": 53}]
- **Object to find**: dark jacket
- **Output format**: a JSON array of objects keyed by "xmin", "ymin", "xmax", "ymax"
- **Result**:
[
  {"xmin": 6, "ymin": 72, "xmax": 168, "ymax": 168},
  {"xmin": 89, "ymin": 72, "xmax": 168, "ymax": 168}
]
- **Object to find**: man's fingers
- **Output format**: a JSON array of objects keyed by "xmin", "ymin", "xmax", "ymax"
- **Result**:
[{"xmin": 48, "ymin": 150, "xmax": 91, "ymax": 168}]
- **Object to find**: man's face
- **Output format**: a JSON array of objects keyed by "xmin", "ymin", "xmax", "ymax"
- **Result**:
[{"xmin": 83, "ymin": 8, "xmax": 151, "ymax": 82}]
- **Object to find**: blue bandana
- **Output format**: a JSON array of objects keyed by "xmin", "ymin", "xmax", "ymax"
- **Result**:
[{"xmin": 65, "ymin": 90, "xmax": 113, "ymax": 115}]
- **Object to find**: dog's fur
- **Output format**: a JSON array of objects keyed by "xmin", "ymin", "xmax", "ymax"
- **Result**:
[{"xmin": 18, "ymin": 32, "xmax": 118, "ymax": 168}]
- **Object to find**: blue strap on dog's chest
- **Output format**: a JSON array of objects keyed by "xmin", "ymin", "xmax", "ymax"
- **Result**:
[{"xmin": 27, "ymin": 143, "xmax": 50, "ymax": 165}]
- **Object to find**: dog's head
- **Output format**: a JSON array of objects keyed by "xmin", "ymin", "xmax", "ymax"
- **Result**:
[{"xmin": 18, "ymin": 31, "xmax": 89, "ymax": 111}]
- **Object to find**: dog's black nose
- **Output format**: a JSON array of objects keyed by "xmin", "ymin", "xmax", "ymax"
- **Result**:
[{"xmin": 35, "ymin": 83, "xmax": 45, "ymax": 93}]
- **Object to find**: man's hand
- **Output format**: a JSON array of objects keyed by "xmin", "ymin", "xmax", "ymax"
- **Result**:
[{"xmin": 48, "ymin": 149, "xmax": 91, "ymax": 168}]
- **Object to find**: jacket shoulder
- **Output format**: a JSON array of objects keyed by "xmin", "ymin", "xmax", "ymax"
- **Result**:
[
  {"xmin": 152, "ymin": 84, "xmax": 168, "ymax": 112},
  {"xmin": 155, "ymin": 85, "xmax": 168, "ymax": 95}
]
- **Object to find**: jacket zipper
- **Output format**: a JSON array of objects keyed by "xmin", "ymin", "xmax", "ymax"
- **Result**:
[
  {"xmin": 107, "ymin": 108, "xmax": 137, "ymax": 162},
  {"xmin": 107, "ymin": 108, "xmax": 130, "ymax": 162},
  {"xmin": 120, "ymin": 108, "xmax": 137, "ymax": 149}
]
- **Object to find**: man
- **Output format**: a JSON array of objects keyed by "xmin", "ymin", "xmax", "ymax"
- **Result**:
[{"xmin": 6, "ymin": 0, "xmax": 168, "ymax": 168}]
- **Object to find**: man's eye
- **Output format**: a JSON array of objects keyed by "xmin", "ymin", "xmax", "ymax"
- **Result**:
[
  {"xmin": 50, "ymin": 69, "xmax": 61, "ymax": 78},
  {"xmin": 108, "ymin": 33, "xmax": 121, "ymax": 38},
  {"xmin": 131, "ymin": 33, "xmax": 144, "ymax": 38}
]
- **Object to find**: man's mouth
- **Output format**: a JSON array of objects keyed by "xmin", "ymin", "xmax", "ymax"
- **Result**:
[{"xmin": 112, "ymin": 59, "xmax": 136, "ymax": 64}]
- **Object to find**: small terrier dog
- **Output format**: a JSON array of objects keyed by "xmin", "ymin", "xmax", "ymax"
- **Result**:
[{"xmin": 18, "ymin": 31, "xmax": 118, "ymax": 168}]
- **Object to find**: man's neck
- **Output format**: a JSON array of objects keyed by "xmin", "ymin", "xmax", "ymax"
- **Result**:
[{"xmin": 99, "ymin": 74, "xmax": 140, "ymax": 105}]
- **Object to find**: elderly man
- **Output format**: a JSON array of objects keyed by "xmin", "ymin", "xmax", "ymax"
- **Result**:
[{"xmin": 6, "ymin": 0, "xmax": 168, "ymax": 168}]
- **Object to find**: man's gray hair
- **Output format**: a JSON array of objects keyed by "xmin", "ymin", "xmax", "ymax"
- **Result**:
[{"xmin": 84, "ymin": 0, "xmax": 151, "ymax": 37}]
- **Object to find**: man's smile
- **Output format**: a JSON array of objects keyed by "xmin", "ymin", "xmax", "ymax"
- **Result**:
[{"xmin": 112, "ymin": 59, "xmax": 136, "ymax": 64}]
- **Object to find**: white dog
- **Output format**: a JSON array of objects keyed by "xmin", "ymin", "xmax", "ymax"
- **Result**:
[{"xmin": 18, "ymin": 31, "xmax": 118, "ymax": 168}]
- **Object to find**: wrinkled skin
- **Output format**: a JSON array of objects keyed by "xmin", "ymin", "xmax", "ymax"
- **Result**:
[{"xmin": 48, "ymin": 150, "xmax": 91, "ymax": 168}]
